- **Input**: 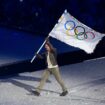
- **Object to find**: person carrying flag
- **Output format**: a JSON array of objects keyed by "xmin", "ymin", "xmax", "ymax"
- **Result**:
[{"xmin": 33, "ymin": 39, "xmax": 68, "ymax": 96}]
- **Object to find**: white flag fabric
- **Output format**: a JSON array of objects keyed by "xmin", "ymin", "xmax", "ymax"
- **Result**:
[{"xmin": 49, "ymin": 10, "xmax": 105, "ymax": 54}]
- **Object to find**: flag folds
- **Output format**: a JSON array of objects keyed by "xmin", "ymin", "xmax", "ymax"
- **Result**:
[{"xmin": 49, "ymin": 10, "xmax": 105, "ymax": 54}]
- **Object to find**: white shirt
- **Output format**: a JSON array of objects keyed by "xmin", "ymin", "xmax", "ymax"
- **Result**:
[{"xmin": 47, "ymin": 52, "xmax": 58, "ymax": 69}]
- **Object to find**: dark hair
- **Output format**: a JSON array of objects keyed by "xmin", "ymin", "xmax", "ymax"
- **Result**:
[{"xmin": 45, "ymin": 41, "xmax": 55, "ymax": 52}]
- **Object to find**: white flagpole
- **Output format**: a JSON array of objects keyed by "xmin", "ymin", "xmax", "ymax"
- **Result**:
[{"xmin": 30, "ymin": 35, "xmax": 50, "ymax": 63}]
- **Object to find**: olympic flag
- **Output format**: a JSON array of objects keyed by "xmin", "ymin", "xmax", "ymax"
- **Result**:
[{"xmin": 49, "ymin": 10, "xmax": 105, "ymax": 54}]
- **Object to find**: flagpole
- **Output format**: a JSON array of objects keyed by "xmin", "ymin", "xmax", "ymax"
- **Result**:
[{"xmin": 30, "ymin": 35, "xmax": 50, "ymax": 63}]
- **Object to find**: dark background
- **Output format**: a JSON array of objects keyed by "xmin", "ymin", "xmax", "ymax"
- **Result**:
[{"xmin": 0, "ymin": 0, "xmax": 105, "ymax": 36}]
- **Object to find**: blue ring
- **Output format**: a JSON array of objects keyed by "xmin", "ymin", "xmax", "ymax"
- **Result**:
[{"xmin": 64, "ymin": 20, "xmax": 76, "ymax": 30}]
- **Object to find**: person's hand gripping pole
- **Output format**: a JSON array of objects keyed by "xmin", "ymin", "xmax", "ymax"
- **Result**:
[{"xmin": 30, "ymin": 36, "xmax": 50, "ymax": 63}]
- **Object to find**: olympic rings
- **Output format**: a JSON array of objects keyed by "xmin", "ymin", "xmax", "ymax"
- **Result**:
[
  {"xmin": 74, "ymin": 26, "xmax": 85, "ymax": 35},
  {"xmin": 64, "ymin": 20, "xmax": 76, "ymax": 30},
  {"xmin": 76, "ymin": 33, "xmax": 87, "ymax": 40},
  {"xmin": 74, "ymin": 26, "xmax": 87, "ymax": 40},
  {"xmin": 64, "ymin": 20, "xmax": 95, "ymax": 40},
  {"xmin": 85, "ymin": 32, "xmax": 95, "ymax": 40},
  {"xmin": 66, "ymin": 29, "xmax": 76, "ymax": 36}
]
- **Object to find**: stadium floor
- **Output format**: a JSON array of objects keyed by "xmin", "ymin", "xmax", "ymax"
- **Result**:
[{"xmin": 0, "ymin": 57, "xmax": 105, "ymax": 105}]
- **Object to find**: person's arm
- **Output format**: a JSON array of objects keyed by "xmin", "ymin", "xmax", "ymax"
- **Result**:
[{"xmin": 36, "ymin": 53, "xmax": 46, "ymax": 59}]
